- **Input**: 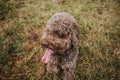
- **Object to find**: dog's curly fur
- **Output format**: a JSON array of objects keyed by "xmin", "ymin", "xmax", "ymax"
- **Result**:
[{"xmin": 41, "ymin": 12, "xmax": 80, "ymax": 80}]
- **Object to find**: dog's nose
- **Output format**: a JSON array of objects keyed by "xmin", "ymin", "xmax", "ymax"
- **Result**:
[{"xmin": 41, "ymin": 41, "xmax": 48, "ymax": 47}]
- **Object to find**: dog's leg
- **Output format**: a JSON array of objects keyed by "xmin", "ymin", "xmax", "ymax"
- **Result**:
[{"xmin": 60, "ymin": 67, "xmax": 75, "ymax": 80}]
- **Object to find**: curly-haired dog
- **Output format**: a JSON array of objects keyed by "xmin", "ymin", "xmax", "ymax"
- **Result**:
[{"xmin": 41, "ymin": 12, "xmax": 80, "ymax": 80}]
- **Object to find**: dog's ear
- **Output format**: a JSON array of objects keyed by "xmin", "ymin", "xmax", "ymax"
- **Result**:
[{"xmin": 70, "ymin": 24, "xmax": 80, "ymax": 48}]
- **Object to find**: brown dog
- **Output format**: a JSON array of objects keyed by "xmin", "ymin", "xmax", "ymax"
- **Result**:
[{"xmin": 41, "ymin": 12, "xmax": 80, "ymax": 80}]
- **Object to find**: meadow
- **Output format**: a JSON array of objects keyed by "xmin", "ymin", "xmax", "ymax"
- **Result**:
[{"xmin": 0, "ymin": 0, "xmax": 120, "ymax": 80}]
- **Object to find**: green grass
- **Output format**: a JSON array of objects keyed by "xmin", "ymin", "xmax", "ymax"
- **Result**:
[{"xmin": 0, "ymin": 0, "xmax": 120, "ymax": 80}]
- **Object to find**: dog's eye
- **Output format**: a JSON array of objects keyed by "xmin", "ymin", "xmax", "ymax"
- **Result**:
[
  {"xmin": 53, "ymin": 30, "xmax": 59, "ymax": 36},
  {"xmin": 53, "ymin": 30, "xmax": 66, "ymax": 38},
  {"xmin": 59, "ymin": 33, "xmax": 66, "ymax": 38},
  {"xmin": 54, "ymin": 30, "xmax": 58, "ymax": 34}
]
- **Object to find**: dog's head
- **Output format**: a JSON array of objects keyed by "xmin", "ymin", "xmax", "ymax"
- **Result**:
[{"xmin": 41, "ymin": 12, "xmax": 80, "ymax": 64}]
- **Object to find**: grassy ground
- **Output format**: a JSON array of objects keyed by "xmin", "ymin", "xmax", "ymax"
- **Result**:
[{"xmin": 0, "ymin": 0, "xmax": 120, "ymax": 80}]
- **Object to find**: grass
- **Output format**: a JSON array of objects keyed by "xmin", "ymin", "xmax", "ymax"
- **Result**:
[{"xmin": 0, "ymin": 0, "xmax": 120, "ymax": 80}]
